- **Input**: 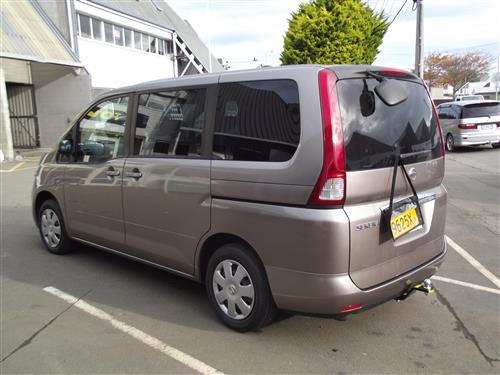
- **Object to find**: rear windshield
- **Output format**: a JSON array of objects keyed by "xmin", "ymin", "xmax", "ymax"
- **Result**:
[
  {"xmin": 462, "ymin": 102, "xmax": 500, "ymax": 118},
  {"xmin": 337, "ymin": 78, "xmax": 442, "ymax": 171}
]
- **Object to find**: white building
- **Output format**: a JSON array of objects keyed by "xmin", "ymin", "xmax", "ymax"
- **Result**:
[
  {"xmin": 456, "ymin": 81, "xmax": 500, "ymax": 100},
  {"xmin": 0, "ymin": 0, "xmax": 221, "ymax": 153},
  {"xmin": 72, "ymin": 0, "xmax": 223, "ymax": 93}
]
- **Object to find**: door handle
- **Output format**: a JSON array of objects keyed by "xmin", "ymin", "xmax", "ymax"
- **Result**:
[
  {"xmin": 125, "ymin": 168, "xmax": 143, "ymax": 179},
  {"xmin": 105, "ymin": 167, "xmax": 120, "ymax": 177}
]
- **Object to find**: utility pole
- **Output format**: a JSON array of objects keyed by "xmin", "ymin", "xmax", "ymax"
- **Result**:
[{"xmin": 414, "ymin": 0, "xmax": 424, "ymax": 78}]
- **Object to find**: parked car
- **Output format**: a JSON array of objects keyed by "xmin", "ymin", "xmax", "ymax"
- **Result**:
[
  {"xmin": 455, "ymin": 95, "xmax": 484, "ymax": 101},
  {"xmin": 437, "ymin": 100, "xmax": 500, "ymax": 151},
  {"xmin": 33, "ymin": 65, "xmax": 447, "ymax": 331}
]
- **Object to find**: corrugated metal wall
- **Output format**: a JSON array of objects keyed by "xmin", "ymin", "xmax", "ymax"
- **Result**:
[{"xmin": 6, "ymin": 84, "xmax": 39, "ymax": 148}]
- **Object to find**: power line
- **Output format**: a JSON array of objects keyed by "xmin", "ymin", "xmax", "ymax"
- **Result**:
[{"xmin": 371, "ymin": 0, "xmax": 408, "ymax": 36}]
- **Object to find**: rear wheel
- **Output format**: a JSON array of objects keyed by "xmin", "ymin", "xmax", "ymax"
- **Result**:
[
  {"xmin": 446, "ymin": 134, "xmax": 455, "ymax": 152},
  {"xmin": 38, "ymin": 199, "xmax": 73, "ymax": 255},
  {"xmin": 492, "ymin": 142, "xmax": 500, "ymax": 149},
  {"xmin": 205, "ymin": 243, "xmax": 277, "ymax": 332}
]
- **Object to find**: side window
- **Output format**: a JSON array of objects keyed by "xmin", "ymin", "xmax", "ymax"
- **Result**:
[
  {"xmin": 451, "ymin": 105, "xmax": 462, "ymax": 119},
  {"xmin": 214, "ymin": 80, "xmax": 300, "ymax": 162},
  {"xmin": 133, "ymin": 89, "xmax": 206, "ymax": 157},
  {"xmin": 76, "ymin": 96, "xmax": 128, "ymax": 163},
  {"xmin": 438, "ymin": 107, "xmax": 449, "ymax": 119}
]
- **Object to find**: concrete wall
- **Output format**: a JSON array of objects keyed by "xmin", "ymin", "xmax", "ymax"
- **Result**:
[
  {"xmin": 31, "ymin": 63, "xmax": 91, "ymax": 148},
  {"xmin": 78, "ymin": 37, "xmax": 174, "ymax": 89}
]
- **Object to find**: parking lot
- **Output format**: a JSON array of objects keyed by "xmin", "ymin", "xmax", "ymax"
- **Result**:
[{"xmin": 1, "ymin": 147, "xmax": 499, "ymax": 374}]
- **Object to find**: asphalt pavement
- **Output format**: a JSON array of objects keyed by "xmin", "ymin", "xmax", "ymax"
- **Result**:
[{"xmin": 0, "ymin": 147, "xmax": 499, "ymax": 374}]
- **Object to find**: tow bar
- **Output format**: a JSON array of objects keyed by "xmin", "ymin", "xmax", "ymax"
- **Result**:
[{"xmin": 395, "ymin": 278, "xmax": 434, "ymax": 301}]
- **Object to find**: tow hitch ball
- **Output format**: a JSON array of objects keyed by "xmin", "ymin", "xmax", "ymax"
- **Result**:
[{"xmin": 396, "ymin": 278, "xmax": 434, "ymax": 301}]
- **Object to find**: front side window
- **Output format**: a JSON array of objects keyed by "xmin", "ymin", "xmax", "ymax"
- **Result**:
[
  {"xmin": 133, "ymin": 89, "xmax": 206, "ymax": 157},
  {"xmin": 76, "ymin": 97, "xmax": 129, "ymax": 163},
  {"xmin": 213, "ymin": 80, "xmax": 300, "ymax": 162}
]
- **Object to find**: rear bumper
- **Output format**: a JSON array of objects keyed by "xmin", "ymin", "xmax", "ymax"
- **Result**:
[
  {"xmin": 266, "ymin": 240, "xmax": 447, "ymax": 315},
  {"xmin": 454, "ymin": 131, "xmax": 499, "ymax": 146}
]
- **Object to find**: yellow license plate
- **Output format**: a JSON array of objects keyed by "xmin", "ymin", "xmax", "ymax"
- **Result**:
[{"xmin": 390, "ymin": 207, "xmax": 420, "ymax": 240}]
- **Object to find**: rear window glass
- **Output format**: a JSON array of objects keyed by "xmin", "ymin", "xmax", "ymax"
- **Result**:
[
  {"xmin": 213, "ymin": 80, "xmax": 300, "ymax": 162},
  {"xmin": 462, "ymin": 102, "xmax": 500, "ymax": 118},
  {"xmin": 337, "ymin": 78, "xmax": 442, "ymax": 171}
]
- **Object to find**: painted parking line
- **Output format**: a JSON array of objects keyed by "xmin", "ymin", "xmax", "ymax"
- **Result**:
[
  {"xmin": 43, "ymin": 286, "xmax": 223, "ymax": 375},
  {"xmin": 0, "ymin": 162, "xmax": 25, "ymax": 173},
  {"xmin": 445, "ymin": 235, "xmax": 500, "ymax": 289},
  {"xmin": 432, "ymin": 275, "xmax": 500, "ymax": 295}
]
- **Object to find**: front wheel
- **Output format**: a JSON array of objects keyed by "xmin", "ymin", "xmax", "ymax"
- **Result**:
[
  {"xmin": 205, "ymin": 244, "xmax": 277, "ymax": 332},
  {"xmin": 38, "ymin": 199, "xmax": 73, "ymax": 255},
  {"xmin": 492, "ymin": 142, "xmax": 500, "ymax": 149},
  {"xmin": 446, "ymin": 134, "xmax": 455, "ymax": 152}
]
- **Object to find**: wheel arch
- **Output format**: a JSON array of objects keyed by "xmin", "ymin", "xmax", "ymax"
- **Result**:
[
  {"xmin": 197, "ymin": 233, "xmax": 267, "ymax": 284},
  {"xmin": 34, "ymin": 191, "xmax": 59, "ymax": 227}
]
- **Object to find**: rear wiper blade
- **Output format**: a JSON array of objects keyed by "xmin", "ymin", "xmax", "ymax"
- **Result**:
[
  {"xmin": 400, "ymin": 150, "xmax": 431, "ymax": 159},
  {"xmin": 361, "ymin": 70, "xmax": 385, "ymax": 82}
]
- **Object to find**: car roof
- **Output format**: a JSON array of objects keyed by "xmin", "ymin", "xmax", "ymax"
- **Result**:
[
  {"xmin": 98, "ymin": 64, "xmax": 420, "ymax": 99},
  {"xmin": 438, "ymin": 100, "xmax": 500, "ymax": 107}
]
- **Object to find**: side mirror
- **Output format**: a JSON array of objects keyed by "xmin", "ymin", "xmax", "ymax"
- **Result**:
[
  {"xmin": 59, "ymin": 139, "xmax": 73, "ymax": 154},
  {"xmin": 374, "ymin": 79, "xmax": 408, "ymax": 106}
]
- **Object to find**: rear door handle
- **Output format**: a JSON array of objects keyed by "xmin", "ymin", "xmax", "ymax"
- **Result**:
[
  {"xmin": 125, "ymin": 168, "xmax": 143, "ymax": 179},
  {"xmin": 105, "ymin": 167, "xmax": 120, "ymax": 177}
]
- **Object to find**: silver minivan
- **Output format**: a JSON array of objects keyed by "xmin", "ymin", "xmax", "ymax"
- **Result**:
[
  {"xmin": 33, "ymin": 65, "xmax": 447, "ymax": 331},
  {"xmin": 437, "ymin": 100, "xmax": 500, "ymax": 151}
]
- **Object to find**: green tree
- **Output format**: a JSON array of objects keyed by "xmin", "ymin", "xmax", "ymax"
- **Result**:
[{"xmin": 280, "ymin": 0, "xmax": 388, "ymax": 65}]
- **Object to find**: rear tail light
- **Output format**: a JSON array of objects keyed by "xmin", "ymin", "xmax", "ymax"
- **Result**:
[
  {"xmin": 308, "ymin": 69, "xmax": 346, "ymax": 206},
  {"xmin": 377, "ymin": 68, "xmax": 409, "ymax": 77},
  {"xmin": 497, "ymin": 123, "xmax": 500, "ymax": 127},
  {"xmin": 458, "ymin": 124, "xmax": 477, "ymax": 129}
]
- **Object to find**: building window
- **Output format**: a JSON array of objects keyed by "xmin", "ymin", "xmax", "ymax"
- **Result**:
[
  {"xmin": 124, "ymin": 28, "xmax": 133, "ymax": 48},
  {"xmin": 113, "ymin": 25, "xmax": 124, "ymax": 45},
  {"xmin": 134, "ymin": 31, "xmax": 142, "ymax": 50},
  {"xmin": 92, "ymin": 18, "xmax": 102, "ymax": 40},
  {"xmin": 141, "ymin": 33, "xmax": 149, "ymax": 52},
  {"xmin": 77, "ymin": 13, "xmax": 174, "ymax": 57},
  {"xmin": 79, "ymin": 14, "xmax": 91, "ymax": 38},
  {"xmin": 104, "ymin": 22, "xmax": 113, "ymax": 43}
]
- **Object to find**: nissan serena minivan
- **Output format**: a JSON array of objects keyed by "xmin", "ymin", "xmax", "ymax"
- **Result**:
[{"xmin": 33, "ymin": 65, "xmax": 447, "ymax": 331}]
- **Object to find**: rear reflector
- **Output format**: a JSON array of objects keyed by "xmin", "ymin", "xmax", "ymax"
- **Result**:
[
  {"xmin": 340, "ymin": 304, "xmax": 363, "ymax": 313},
  {"xmin": 458, "ymin": 123, "xmax": 477, "ymax": 129},
  {"xmin": 308, "ymin": 69, "xmax": 346, "ymax": 206}
]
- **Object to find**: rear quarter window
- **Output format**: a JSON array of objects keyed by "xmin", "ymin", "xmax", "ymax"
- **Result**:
[
  {"xmin": 213, "ymin": 79, "xmax": 300, "ymax": 162},
  {"xmin": 337, "ymin": 78, "xmax": 443, "ymax": 171}
]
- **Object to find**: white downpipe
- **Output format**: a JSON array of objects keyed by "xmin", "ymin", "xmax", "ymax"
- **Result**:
[
  {"xmin": 206, "ymin": 0, "xmax": 212, "ymax": 73},
  {"xmin": 0, "ymin": 68, "xmax": 14, "ymax": 161}
]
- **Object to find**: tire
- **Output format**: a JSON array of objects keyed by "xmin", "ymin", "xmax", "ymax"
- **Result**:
[
  {"xmin": 446, "ymin": 134, "xmax": 455, "ymax": 152},
  {"xmin": 205, "ymin": 243, "xmax": 277, "ymax": 332},
  {"xmin": 38, "ymin": 199, "xmax": 73, "ymax": 255},
  {"xmin": 492, "ymin": 142, "xmax": 500, "ymax": 149}
]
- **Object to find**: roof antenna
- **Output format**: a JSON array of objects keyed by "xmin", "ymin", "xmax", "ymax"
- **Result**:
[{"xmin": 149, "ymin": 0, "xmax": 163, "ymax": 12}]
